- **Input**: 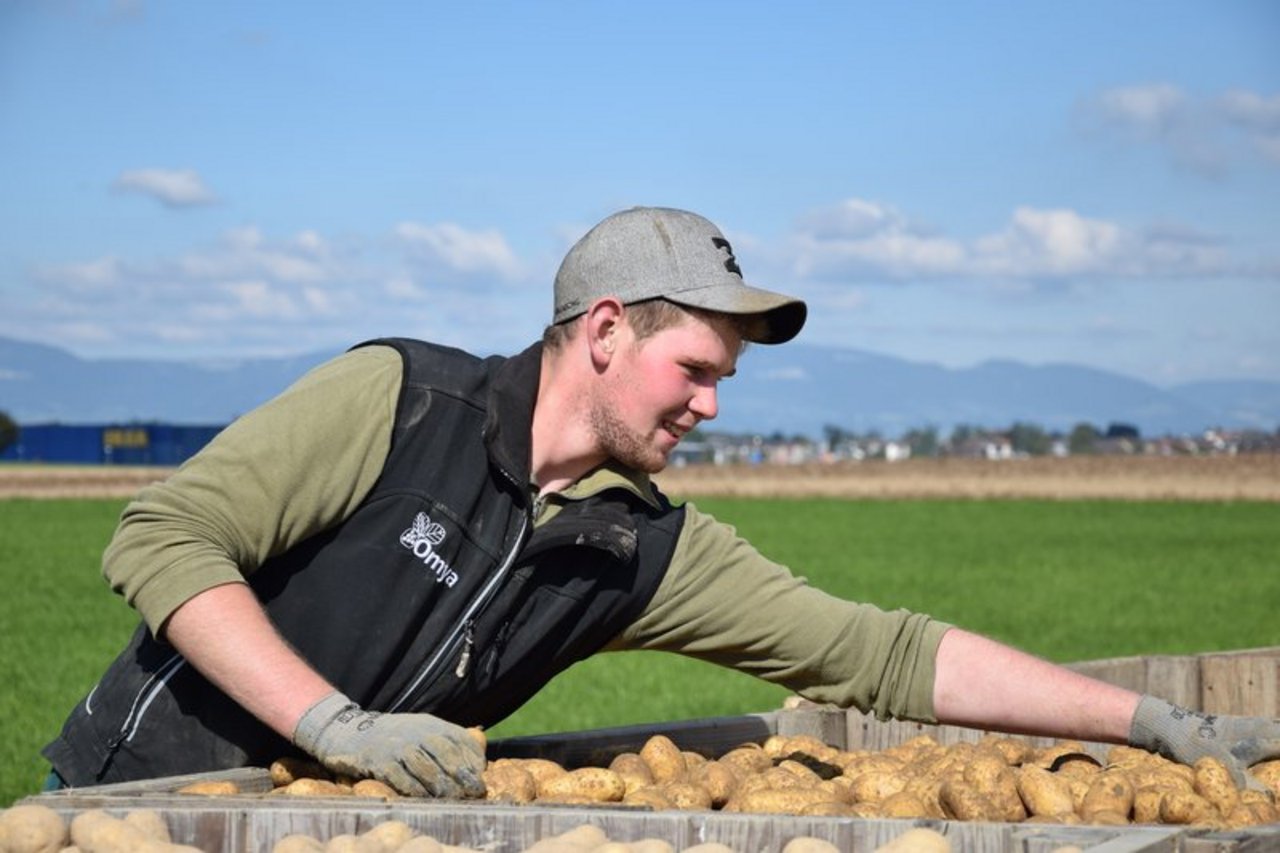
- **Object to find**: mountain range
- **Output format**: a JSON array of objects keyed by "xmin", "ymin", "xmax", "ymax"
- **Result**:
[{"xmin": 2, "ymin": 335, "xmax": 1277, "ymax": 438}]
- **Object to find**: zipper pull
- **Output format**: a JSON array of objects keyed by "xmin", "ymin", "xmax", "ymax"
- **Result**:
[{"xmin": 455, "ymin": 623, "xmax": 475, "ymax": 678}]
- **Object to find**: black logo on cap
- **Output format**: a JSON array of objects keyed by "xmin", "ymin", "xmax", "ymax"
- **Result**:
[{"xmin": 711, "ymin": 237, "xmax": 743, "ymax": 277}]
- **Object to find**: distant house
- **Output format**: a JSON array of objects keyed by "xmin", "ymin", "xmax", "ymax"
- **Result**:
[{"xmin": 951, "ymin": 435, "xmax": 1014, "ymax": 460}]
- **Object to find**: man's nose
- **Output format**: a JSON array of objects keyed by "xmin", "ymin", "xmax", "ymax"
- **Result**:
[{"xmin": 690, "ymin": 384, "xmax": 718, "ymax": 420}]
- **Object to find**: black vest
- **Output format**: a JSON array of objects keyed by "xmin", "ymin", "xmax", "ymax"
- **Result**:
[{"xmin": 44, "ymin": 340, "xmax": 682, "ymax": 785}]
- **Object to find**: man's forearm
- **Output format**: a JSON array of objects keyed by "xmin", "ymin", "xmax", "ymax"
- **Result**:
[
  {"xmin": 160, "ymin": 582, "xmax": 334, "ymax": 739},
  {"xmin": 932, "ymin": 628, "xmax": 1141, "ymax": 743}
]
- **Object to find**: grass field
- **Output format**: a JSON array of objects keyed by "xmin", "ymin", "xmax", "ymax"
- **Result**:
[{"xmin": 2, "ymin": 495, "xmax": 1278, "ymax": 807}]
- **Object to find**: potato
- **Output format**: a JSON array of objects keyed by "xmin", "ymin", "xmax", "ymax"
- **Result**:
[
  {"xmin": 534, "ymin": 792, "xmax": 603, "ymax": 806},
  {"xmin": 539, "ymin": 767, "xmax": 626, "ymax": 802},
  {"xmin": 660, "ymin": 781, "xmax": 713, "ymax": 811},
  {"xmin": 502, "ymin": 758, "xmax": 566, "ymax": 797},
  {"xmin": 0, "ymin": 804, "xmax": 68, "ymax": 853},
  {"xmin": 718, "ymin": 745, "xmax": 773, "ymax": 775},
  {"xmin": 1251, "ymin": 759, "xmax": 1280, "ymax": 796},
  {"xmin": 736, "ymin": 767, "xmax": 813, "ymax": 797},
  {"xmin": 397, "ymin": 838, "xmax": 444, "ymax": 853},
  {"xmin": 639, "ymin": 735, "xmax": 687, "ymax": 783},
  {"xmin": 70, "ymin": 809, "xmax": 165, "ymax": 853},
  {"xmin": 351, "ymin": 779, "xmax": 400, "ymax": 800},
  {"xmin": 623, "ymin": 786, "xmax": 675, "ymax": 810},
  {"xmin": 1241, "ymin": 788, "xmax": 1279, "ymax": 824},
  {"xmin": 903, "ymin": 776, "xmax": 947, "ymax": 819},
  {"xmin": 690, "ymin": 761, "xmax": 739, "ymax": 807},
  {"xmin": 1193, "ymin": 756, "xmax": 1240, "ymax": 816},
  {"xmin": 1128, "ymin": 766, "xmax": 1193, "ymax": 793},
  {"xmin": 324, "ymin": 835, "xmax": 380, "ymax": 853},
  {"xmin": 940, "ymin": 779, "xmax": 1001, "ymax": 822},
  {"xmin": 279, "ymin": 778, "xmax": 351, "ymax": 797},
  {"xmin": 272, "ymin": 836, "xmax": 325, "ymax": 853},
  {"xmin": 799, "ymin": 802, "xmax": 861, "ymax": 817},
  {"xmin": 842, "ymin": 753, "xmax": 906, "ymax": 780},
  {"xmin": 548, "ymin": 824, "xmax": 609, "ymax": 848},
  {"xmin": 873, "ymin": 827, "xmax": 952, "ymax": 853},
  {"xmin": 777, "ymin": 759, "xmax": 823, "ymax": 784},
  {"xmin": 782, "ymin": 837, "xmax": 840, "ymax": 853},
  {"xmin": 680, "ymin": 844, "xmax": 735, "ymax": 853},
  {"xmin": 176, "ymin": 779, "xmax": 241, "ymax": 796},
  {"xmin": 979, "ymin": 735, "xmax": 1032, "ymax": 767},
  {"xmin": 878, "ymin": 791, "xmax": 931, "ymax": 818},
  {"xmin": 963, "ymin": 749, "xmax": 1025, "ymax": 822},
  {"xmin": 361, "ymin": 820, "xmax": 415, "ymax": 850},
  {"xmin": 1086, "ymin": 810, "xmax": 1130, "ymax": 826},
  {"xmin": 122, "ymin": 810, "xmax": 170, "ymax": 843},
  {"xmin": 1016, "ymin": 765, "xmax": 1075, "ymax": 819},
  {"xmin": 1224, "ymin": 802, "xmax": 1272, "ymax": 828},
  {"xmin": 1080, "ymin": 770, "xmax": 1135, "ymax": 821},
  {"xmin": 729, "ymin": 787, "xmax": 840, "ymax": 815},
  {"xmin": 269, "ymin": 756, "xmax": 329, "ymax": 787},
  {"xmin": 629, "ymin": 840, "xmax": 676, "ymax": 853},
  {"xmin": 607, "ymin": 752, "xmax": 654, "ymax": 794},
  {"xmin": 482, "ymin": 763, "xmax": 537, "ymax": 803},
  {"xmin": 1159, "ymin": 789, "xmax": 1217, "ymax": 825},
  {"xmin": 1132, "ymin": 785, "xmax": 1174, "ymax": 824},
  {"xmin": 847, "ymin": 768, "xmax": 907, "ymax": 804}
]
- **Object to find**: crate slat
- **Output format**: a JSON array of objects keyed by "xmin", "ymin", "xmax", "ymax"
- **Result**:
[{"xmin": 1199, "ymin": 650, "xmax": 1279, "ymax": 717}]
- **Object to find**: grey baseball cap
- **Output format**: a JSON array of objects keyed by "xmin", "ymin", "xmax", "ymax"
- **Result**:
[{"xmin": 552, "ymin": 206, "xmax": 807, "ymax": 344}]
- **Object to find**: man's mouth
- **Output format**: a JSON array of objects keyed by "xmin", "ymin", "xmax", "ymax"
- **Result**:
[{"xmin": 662, "ymin": 420, "xmax": 689, "ymax": 440}]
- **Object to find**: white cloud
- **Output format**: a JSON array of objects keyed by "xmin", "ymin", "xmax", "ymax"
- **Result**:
[
  {"xmin": 972, "ymin": 208, "xmax": 1122, "ymax": 277},
  {"xmin": 787, "ymin": 197, "xmax": 1247, "ymax": 284},
  {"xmin": 394, "ymin": 221, "xmax": 522, "ymax": 281},
  {"xmin": 1095, "ymin": 83, "xmax": 1185, "ymax": 133},
  {"xmin": 1217, "ymin": 90, "xmax": 1280, "ymax": 132},
  {"xmin": 1084, "ymin": 84, "xmax": 1280, "ymax": 174},
  {"xmin": 791, "ymin": 200, "xmax": 965, "ymax": 279},
  {"xmin": 14, "ymin": 222, "xmax": 548, "ymax": 359},
  {"xmin": 112, "ymin": 168, "xmax": 217, "ymax": 208}
]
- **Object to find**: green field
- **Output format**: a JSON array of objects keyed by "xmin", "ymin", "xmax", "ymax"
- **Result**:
[{"xmin": 2, "ymin": 496, "xmax": 1278, "ymax": 807}]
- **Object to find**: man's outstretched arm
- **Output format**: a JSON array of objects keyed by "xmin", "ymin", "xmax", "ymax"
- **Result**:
[
  {"xmin": 933, "ymin": 628, "xmax": 1139, "ymax": 742},
  {"xmin": 932, "ymin": 627, "xmax": 1280, "ymax": 789}
]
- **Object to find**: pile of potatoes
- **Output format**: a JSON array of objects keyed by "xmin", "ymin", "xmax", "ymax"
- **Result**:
[
  {"xmin": 0, "ymin": 805, "xmax": 951, "ymax": 853},
  {"xmin": 272, "ymin": 822, "xmax": 952, "ymax": 853},
  {"xmin": 0, "ymin": 804, "xmax": 202, "ymax": 853},
  {"xmin": 482, "ymin": 733, "xmax": 1280, "ymax": 830}
]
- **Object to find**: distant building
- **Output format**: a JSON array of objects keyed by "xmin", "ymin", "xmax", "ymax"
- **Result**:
[{"xmin": 0, "ymin": 423, "xmax": 225, "ymax": 465}]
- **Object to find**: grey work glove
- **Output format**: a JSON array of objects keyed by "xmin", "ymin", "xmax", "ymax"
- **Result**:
[
  {"xmin": 1128, "ymin": 695, "xmax": 1280, "ymax": 791},
  {"xmin": 293, "ymin": 692, "xmax": 486, "ymax": 798}
]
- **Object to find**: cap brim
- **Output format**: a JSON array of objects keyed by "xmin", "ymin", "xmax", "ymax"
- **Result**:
[{"xmin": 667, "ymin": 283, "xmax": 807, "ymax": 345}]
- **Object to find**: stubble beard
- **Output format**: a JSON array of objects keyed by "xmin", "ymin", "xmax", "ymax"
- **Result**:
[{"xmin": 589, "ymin": 397, "xmax": 669, "ymax": 474}]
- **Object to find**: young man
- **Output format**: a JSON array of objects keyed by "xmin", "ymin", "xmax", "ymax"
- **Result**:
[{"xmin": 45, "ymin": 207, "xmax": 1279, "ymax": 798}]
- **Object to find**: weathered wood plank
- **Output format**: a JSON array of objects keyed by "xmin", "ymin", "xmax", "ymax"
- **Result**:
[{"xmin": 1200, "ymin": 651, "xmax": 1280, "ymax": 717}]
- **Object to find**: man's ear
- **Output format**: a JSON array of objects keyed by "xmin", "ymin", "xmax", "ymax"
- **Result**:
[{"xmin": 584, "ymin": 297, "xmax": 625, "ymax": 369}]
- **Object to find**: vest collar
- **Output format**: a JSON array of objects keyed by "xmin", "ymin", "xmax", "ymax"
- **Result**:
[{"xmin": 484, "ymin": 341, "xmax": 542, "ymax": 489}]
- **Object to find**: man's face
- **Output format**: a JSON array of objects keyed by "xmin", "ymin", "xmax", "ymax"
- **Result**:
[{"xmin": 591, "ymin": 310, "xmax": 741, "ymax": 473}]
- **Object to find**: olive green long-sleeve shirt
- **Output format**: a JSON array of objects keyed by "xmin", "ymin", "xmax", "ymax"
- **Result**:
[{"xmin": 103, "ymin": 345, "xmax": 949, "ymax": 723}]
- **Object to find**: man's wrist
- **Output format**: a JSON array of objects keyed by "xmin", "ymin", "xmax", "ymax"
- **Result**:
[{"xmin": 293, "ymin": 690, "xmax": 358, "ymax": 752}]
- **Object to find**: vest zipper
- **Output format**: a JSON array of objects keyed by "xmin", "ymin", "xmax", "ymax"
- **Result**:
[
  {"xmin": 387, "ymin": 511, "xmax": 530, "ymax": 712},
  {"xmin": 454, "ymin": 623, "xmax": 474, "ymax": 678}
]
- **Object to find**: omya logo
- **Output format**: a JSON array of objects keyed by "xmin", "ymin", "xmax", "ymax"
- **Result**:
[{"xmin": 400, "ymin": 512, "xmax": 459, "ymax": 587}]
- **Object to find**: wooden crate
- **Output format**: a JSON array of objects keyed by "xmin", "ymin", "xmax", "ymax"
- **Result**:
[
  {"xmin": 25, "ymin": 764, "xmax": 1240, "ymax": 853},
  {"xmin": 20, "ymin": 646, "xmax": 1280, "ymax": 852}
]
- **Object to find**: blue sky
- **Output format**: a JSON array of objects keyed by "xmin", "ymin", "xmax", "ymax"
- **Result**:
[{"xmin": 2, "ymin": 0, "xmax": 1277, "ymax": 386}]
